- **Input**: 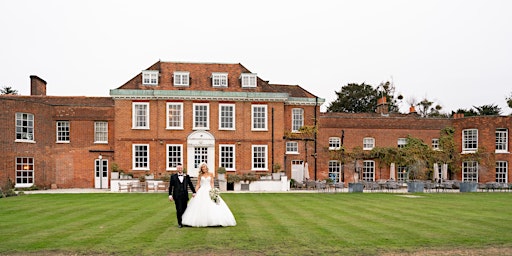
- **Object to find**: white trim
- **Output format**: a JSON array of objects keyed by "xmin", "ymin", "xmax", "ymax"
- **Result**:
[
  {"xmin": 132, "ymin": 102, "xmax": 150, "ymax": 129},
  {"xmin": 132, "ymin": 144, "xmax": 150, "ymax": 170},
  {"xmin": 212, "ymin": 72, "xmax": 228, "ymax": 87},
  {"xmin": 193, "ymin": 103, "xmax": 210, "ymax": 130},
  {"xmin": 166, "ymin": 102, "xmax": 184, "ymax": 130},
  {"xmin": 240, "ymin": 73, "xmax": 257, "ymax": 88},
  {"xmin": 166, "ymin": 144, "xmax": 183, "ymax": 171},
  {"xmin": 219, "ymin": 144, "xmax": 236, "ymax": 171},
  {"xmin": 142, "ymin": 70, "xmax": 159, "ymax": 85},
  {"xmin": 173, "ymin": 71, "xmax": 190, "ymax": 86},
  {"xmin": 218, "ymin": 103, "xmax": 236, "ymax": 130},
  {"xmin": 252, "ymin": 145, "xmax": 268, "ymax": 171},
  {"xmin": 251, "ymin": 104, "xmax": 268, "ymax": 131}
]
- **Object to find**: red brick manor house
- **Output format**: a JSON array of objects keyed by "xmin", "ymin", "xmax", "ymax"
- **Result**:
[{"xmin": 1, "ymin": 61, "xmax": 510, "ymax": 189}]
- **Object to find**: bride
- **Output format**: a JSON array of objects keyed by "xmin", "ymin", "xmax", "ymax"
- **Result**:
[{"xmin": 182, "ymin": 162, "xmax": 236, "ymax": 227}]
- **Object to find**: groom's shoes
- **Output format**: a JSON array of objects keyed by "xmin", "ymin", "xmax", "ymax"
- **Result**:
[{"xmin": 178, "ymin": 224, "xmax": 183, "ymax": 228}]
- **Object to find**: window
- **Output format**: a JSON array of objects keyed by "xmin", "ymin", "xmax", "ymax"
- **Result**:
[
  {"xmin": 397, "ymin": 138, "xmax": 407, "ymax": 148},
  {"xmin": 142, "ymin": 70, "xmax": 158, "ymax": 85},
  {"xmin": 173, "ymin": 71, "xmax": 189, "ymax": 86},
  {"xmin": 363, "ymin": 137, "xmax": 375, "ymax": 150},
  {"xmin": 166, "ymin": 144, "xmax": 183, "ymax": 170},
  {"xmin": 362, "ymin": 160, "xmax": 375, "ymax": 181},
  {"xmin": 496, "ymin": 128, "xmax": 508, "ymax": 153},
  {"xmin": 167, "ymin": 103, "xmax": 183, "ymax": 129},
  {"xmin": 251, "ymin": 105, "xmax": 267, "ymax": 131},
  {"xmin": 397, "ymin": 166, "xmax": 408, "ymax": 182},
  {"xmin": 240, "ymin": 73, "xmax": 257, "ymax": 88},
  {"xmin": 252, "ymin": 145, "xmax": 268, "ymax": 170},
  {"xmin": 462, "ymin": 161, "xmax": 478, "ymax": 182},
  {"xmin": 219, "ymin": 104, "xmax": 235, "ymax": 130},
  {"xmin": 94, "ymin": 121, "xmax": 108, "ymax": 143},
  {"xmin": 286, "ymin": 142, "xmax": 299, "ymax": 154},
  {"xmin": 56, "ymin": 121, "xmax": 70, "ymax": 143},
  {"xmin": 16, "ymin": 157, "xmax": 34, "ymax": 187},
  {"xmin": 15, "ymin": 112, "xmax": 34, "ymax": 141},
  {"xmin": 292, "ymin": 108, "xmax": 304, "ymax": 132},
  {"xmin": 329, "ymin": 137, "xmax": 341, "ymax": 150},
  {"xmin": 496, "ymin": 161, "xmax": 508, "ymax": 183},
  {"xmin": 219, "ymin": 145, "xmax": 236, "ymax": 170},
  {"xmin": 462, "ymin": 129, "xmax": 478, "ymax": 152},
  {"xmin": 212, "ymin": 72, "xmax": 228, "ymax": 87},
  {"xmin": 328, "ymin": 160, "xmax": 341, "ymax": 183},
  {"xmin": 432, "ymin": 138, "xmax": 440, "ymax": 150},
  {"xmin": 133, "ymin": 144, "xmax": 149, "ymax": 170},
  {"xmin": 132, "ymin": 102, "xmax": 149, "ymax": 129},
  {"xmin": 193, "ymin": 103, "xmax": 209, "ymax": 129}
]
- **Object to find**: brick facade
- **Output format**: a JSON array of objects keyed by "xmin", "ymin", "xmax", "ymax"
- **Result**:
[{"xmin": 1, "ymin": 63, "xmax": 511, "ymax": 189}]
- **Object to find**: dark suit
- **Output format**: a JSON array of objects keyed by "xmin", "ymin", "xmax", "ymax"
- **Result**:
[{"xmin": 169, "ymin": 173, "xmax": 196, "ymax": 226}]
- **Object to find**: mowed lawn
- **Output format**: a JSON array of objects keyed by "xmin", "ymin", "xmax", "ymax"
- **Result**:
[{"xmin": 1, "ymin": 192, "xmax": 512, "ymax": 255}]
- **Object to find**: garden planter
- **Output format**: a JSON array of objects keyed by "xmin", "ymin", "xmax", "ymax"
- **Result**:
[
  {"xmin": 459, "ymin": 182, "xmax": 478, "ymax": 192},
  {"xmin": 407, "ymin": 181, "xmax": 424, "ymax": 193},
  {"xmin": 349, "ymin": 182, "xmax": 363, "ymax": 193}
]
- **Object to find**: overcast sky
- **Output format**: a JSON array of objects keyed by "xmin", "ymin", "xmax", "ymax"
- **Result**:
[{"xmin": 1, "ymin": 0, "xmax": 511, "ymax": 114}]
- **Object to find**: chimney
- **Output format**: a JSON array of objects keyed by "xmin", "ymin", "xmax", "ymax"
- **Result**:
[
  {"xmin": 30, "ymin": 75, "xmax": 47, "ymax": 96},
  {"xmin": 375, "ymin": 96, "xmax": 389, "ymax": 115},
  {"xmin": 409, "ymin": 105, "xmax": 417, "ymax": 114}
]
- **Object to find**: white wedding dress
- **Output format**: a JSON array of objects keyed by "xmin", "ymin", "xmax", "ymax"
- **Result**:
[{"xmin": 182, "ymin": 176, "xmax": 236, "ymax": 227}]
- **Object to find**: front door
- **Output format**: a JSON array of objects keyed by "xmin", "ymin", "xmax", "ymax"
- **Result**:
[
  {"xmin": 94, "ymin": 158, "xmax": 108, "ymax": 189},
  {"xmin": 187, "ymin": 130, "xmax": 215, "ymax": 177}
]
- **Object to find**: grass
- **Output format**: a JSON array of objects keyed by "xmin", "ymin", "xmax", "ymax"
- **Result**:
[{"xmin": 1, "ymin": 192, "xmax": 512, "ymax": 255}]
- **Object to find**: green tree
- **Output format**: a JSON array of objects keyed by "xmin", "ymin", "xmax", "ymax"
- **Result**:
[
  {"xmin": 507, "ymin": 92, "xmax": 512, "ymax": 110},
  {"xmin": 473, "ymin": 104, "xmax": 501, "ymax": 116},
  {"xmin": 327, "ymin": 83, "xmax": 377, "ymax": 113},
  {"xmin": 416, "ymin": 98, "xmax": 443, "ymax": 117},
  {"xmin": 1, "ymin": 86, "xmax": 18, "ymax": 95}
]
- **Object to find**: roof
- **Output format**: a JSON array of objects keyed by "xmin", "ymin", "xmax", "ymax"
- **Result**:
[{"xmin": 115, "ymin": 61, "xmax": 321, "ymax": 100}]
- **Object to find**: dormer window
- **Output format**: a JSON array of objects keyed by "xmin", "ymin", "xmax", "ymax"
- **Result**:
[
  {"xmin": 241, "ymin": 73, "xmax": 257, "ymax": 88},
  {"xmin": 142, "ymin": 70, "xmax": 159, "ymax": 85},
  {"xmin": 173, "ymin": 71, "xmax": 189, "ymax": 86},
  {"xmin": 212, "ymin": 72, "xmax": 228, "ymax": 87}
]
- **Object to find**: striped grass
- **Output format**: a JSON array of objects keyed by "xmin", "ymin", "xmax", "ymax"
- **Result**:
[{"xmin": 1, "ymin": 192, "xmax": 511, "ymax": 255}]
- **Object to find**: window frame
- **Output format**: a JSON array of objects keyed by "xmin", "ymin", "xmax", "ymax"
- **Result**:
[
  {"xmin": 285, "ymin": 141, "xmax": 299, "ymax": 154},
  {"xmin": 166, "ymin": 102, "xmax": 184, "ymax": 130},
  {"xmin": 94, "ymin": 121, "xmax": 108, "ymax": 144},
  {"xmin": 363, "ymin": 137, "xmax": 375, "ymax": 150},
  {"xmin": 219, "ymin": 103, "xmax": 235, "ymax": 130},
  {"xmin": 462, "ymin": 129, "xmax": 478, "ymax": 152},
  {"xmin": 166, "ymin": 144, "xmax": 183, "ymax": 171},
  {"xmin": 132, "ymin": 144, "xmax": 150, "ymax": 170},
  {"xmin": 132, "ymin": 102, "xmax": 150, "ymax": 129},
  {"xmin": 328, "ymin": 160, "xmax": 341, "ymax": 183},
  {"xmin": 397, "ymin": 138, "xmax": 407, "ymax": 148},
  {"xmin": 362, "ymin": 160, "xmax": 375, "ymax": 182},
  {"xmin": 495, "ymin": 128, "xmax": 508, "ymax": 153},
  {"xmin": 15, "ymin": 112, "xmax": 35, "ymax": 142},
  {"xmin": 212, "ymin": 72, "xmax": 228, "ymax": 87},
  {"xmin": 219, "ymin": 144, "xmax": 236, "ymax": 171},
  {"xmin": 495, "ymin": 161, "xmax": 508, "ymax": 183},
  {"xmin": 329, "ymin": 137, "xmax": 341, "ymax": 150},
  {"xmin": 252, "ymin": 145, "xmax": 268, "ymax": 171},
  {"xmin": 173, "ymin": 71, "xmax": 190, "ymax": 87},
  {"xmin": 142, "ymin": 70, "xmax": 159, "ymax": 85},
  {"xmin": 432, "ymin": 138, "xmax": 440, "ymax": 150},
  {"xmin": 240, "ymin": 73, "xmax": 257, "ymax": 88},
  {"xmin": 16, "ymin": 157, "xmax": 34, "ymax": 187},
  {"xmin": 56, "ymin": 120, "xmax": 70, "ymax": 143},
  {"xmin": 462, "ymin": 161, "xmax": 478, "ymax": 182},
  {"xmin": 193, "ymin": 103, "xmax": 210, "ymax": 130},
  {"xmin": 291, "ymin": 108, "xmax": 304, "ymax": 132},
  {"xmin": 251, "ymin": 104, "xmax": 268, "ymax": 131}
]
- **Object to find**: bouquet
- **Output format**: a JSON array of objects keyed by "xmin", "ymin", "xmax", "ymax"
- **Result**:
[{"xmin": 209, "ymin": 188, "xmax": 220, "ymax": 204}]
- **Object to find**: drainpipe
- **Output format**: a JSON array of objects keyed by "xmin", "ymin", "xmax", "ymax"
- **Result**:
[
  {"xmin": 271, "ymin": 107, "xmax": 274, "ymax": 173},
  {"xmin": 314, "ymin": 97, "xmax": 318, "ymax": 181}
]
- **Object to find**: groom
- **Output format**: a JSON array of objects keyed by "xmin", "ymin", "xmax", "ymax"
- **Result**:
[{"xmin": 168, "ymin": 163, "xmax": 196, "ymax": 228}]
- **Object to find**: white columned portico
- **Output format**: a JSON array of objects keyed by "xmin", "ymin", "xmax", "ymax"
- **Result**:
[{"xmin": 186, "ymin": 130, "xmax": 215, "ymax": 177}]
